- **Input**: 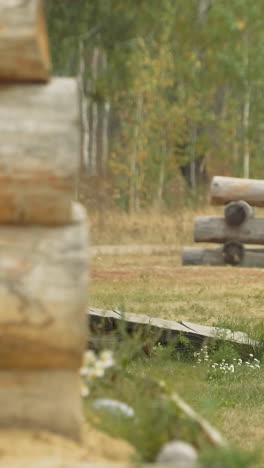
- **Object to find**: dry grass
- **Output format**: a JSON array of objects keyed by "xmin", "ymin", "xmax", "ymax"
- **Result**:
[{"xmin": 89, "ymin": 205, "xmax": 224, "ymax": 246}]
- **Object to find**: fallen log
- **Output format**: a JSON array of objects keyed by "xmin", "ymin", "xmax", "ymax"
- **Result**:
[
  {"xmin": 0, "ymin": 78, "xmax": 80, "ymax": 224},
  {"xmin": 0, "ymin": 203, "xmax": 88, "ymax": 369},
  {"xmin": 0, "ymin": 0, "xmax": 50, "ymax": 82},
  {"xmin": 194, "ymin": 215, "xmax": 264, "ymax": 244},
  {"xmin": 224, "ymin": 200, "xmax": 254, "ymax": 226},
  {"xmin": 0, "ymin": 370, "xmax": 82, "ymax": 440},
  {"xmin": 211, "ymin": 176, "xmax": 264, "ymax": 207},
  {"xmin": 182, "ymin": 245, "xmax": 264, "ymax": 268}
]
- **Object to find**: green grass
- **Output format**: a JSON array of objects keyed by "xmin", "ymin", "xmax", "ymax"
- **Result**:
[
  {"xmin": 88, "ymin": 252, "xmax": 264, "ymax": 466},
  {"xmin": 83, "ymin": 333, "xmax": 263, "ymax": 466}
]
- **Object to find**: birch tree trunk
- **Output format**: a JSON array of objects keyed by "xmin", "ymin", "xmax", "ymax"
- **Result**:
[
  {"xmin": 78, "ymin": 39, "xmax": 90, "ymax": 175},
  {"xmin": 101, "ymin": 50, "xmax": 110, "ymax": 174},
  {"xmin": 129, "ymin": 93, "xmax": 143, "ymax": 214},
  {"xmin": 243, "ymin": 87, "xmax": 251, "ymax": 178},
  {"xmin": 90, "ymin": 47, "xmax": 99, "ymax": 176},
  {"xmin": 154, "ymin": 142, "xmax": 167, "ymax": 210},
  {"xmin": 242, "ymin": 31, "xmax": 251, "ymax": 179}
]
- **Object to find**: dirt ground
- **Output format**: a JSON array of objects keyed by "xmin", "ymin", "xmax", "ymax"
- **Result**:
[{"xmin": 0, "ymin": 424, "xmax": 134, "ymax": 467}]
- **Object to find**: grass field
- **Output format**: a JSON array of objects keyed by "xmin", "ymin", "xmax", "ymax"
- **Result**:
[{"xmin": 87, "ymin": 209, "xmax": 264, "ymax": 466}]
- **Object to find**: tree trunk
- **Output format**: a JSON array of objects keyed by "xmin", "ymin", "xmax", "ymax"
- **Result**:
[
  {"xmin": 90, "ymin": 47, "xmax": 100, "ymax": 175},
  {"xmin": 129, "ymin": 93, "xmax": 143, "ymax": 214},
  {"xmin": 243, "ymin": 87, "xmax": 251, "ymax": 178},
  {"xmin": 154, "ymin": 142, "xmax": 167, "ymax": 210},
  {"xmin": 101, "ymin": 50, "xmax": 110, "ymax": 174},
  {"xmin": 78, "ymin": 39, "xmax": 90, "ymax": 176}
]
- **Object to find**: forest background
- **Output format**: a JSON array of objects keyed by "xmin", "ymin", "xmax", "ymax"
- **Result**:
[{"xmin": 45, "ymin": 0, "xmax": 264, "ymax": 214}]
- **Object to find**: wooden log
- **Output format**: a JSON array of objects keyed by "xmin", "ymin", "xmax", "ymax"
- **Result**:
[
  {"xmin": 0, "ymin": 0, "xmax": 50, "ymax": 82},
  {"xmin": 224, "ymin": 200, "xmax": 254, "ymax": 226},
  {"xmin": 194, "ymin": 215, "xmax": 264, "ymax": 244},
  {"xmin": 0, "ymin": 78, "xmax": 80, "ymax": 224},
  {"xmin": 0, "ymin": 203, "xmax": 89, "ymax": 369},
  {"xmin": 182, "ymin": 246, "xmax": 225, "ymax": 266},
  {"xmin": 182, "ymin": 246, "xmax": 264, "ymax": 268},
  {"xmin": 211, "ymin": 176, "xmax": 264, "ymax": 207},
  {"xmin": 0, "ymin": 370, "xmax": 82, "ymax": 440}
]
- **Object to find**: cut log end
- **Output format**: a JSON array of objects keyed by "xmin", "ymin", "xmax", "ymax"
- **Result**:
[
  {"xmin": 224, "ymin": 200, "xmax": 254, "ymax": 226},
  {"xmin": 222, "ymin": 240, "xmax": 244, "ymax": 265}
]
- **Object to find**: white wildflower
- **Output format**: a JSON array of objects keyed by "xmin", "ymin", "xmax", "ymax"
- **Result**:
[
  {"xmin": 83, "ymin": 350, "xmax": 97, "ymax": 365},
  {"xmin": 81, "ymin": 384, "xmax": 90, "ymax": 398}
]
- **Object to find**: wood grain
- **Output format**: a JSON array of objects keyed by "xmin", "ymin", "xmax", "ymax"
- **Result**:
[
  {"xmin": 0, "ymin": 78, "xmax": 80, "ymax": 224},
  {"xmin": 211, "ymin": 176, "xmax": 264, "ymax": 207},
  {"xmin": 0, "ymin": 204, "xmax": 89, "ymax": 369},
  {"xmin": 0, "ymin": 0, "xmax": 50, "ymax": 82},
  {"xmin": 182, "ymin": 245, "xmax": 264, "ymax": 268},
  {"xmin": 194, "ymin": 215, "xmax": 264, "ymax": 244},
  {"xmin": 0, "ymin": 370, "xmax": 82, "ymax": 440}
]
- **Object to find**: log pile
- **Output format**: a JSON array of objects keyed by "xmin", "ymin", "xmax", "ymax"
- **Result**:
[
  {"xmin": 182, "ymin": 176, "xmax": 264, "ymax": 267},
  {"xmin": 0, "ymin": 0, "xmax": 88, "ymax": 441}
]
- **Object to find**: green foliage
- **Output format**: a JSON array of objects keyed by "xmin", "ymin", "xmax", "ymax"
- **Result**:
[
  {"xmin": 200, "ymin": 446, "xmax": 259, "ymax": 468},
  {"xmin": 45, "ymin": 0, "xmax": 264, "ymax": 210}
]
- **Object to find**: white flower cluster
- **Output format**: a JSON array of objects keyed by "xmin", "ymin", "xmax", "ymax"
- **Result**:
[
  {"xmin": 193, "ymin": 346, "xmax": 261, "ymax": 379},
  {"xmin": 80, "ymin": 350, "xmax": 115, "ymax": 397}
]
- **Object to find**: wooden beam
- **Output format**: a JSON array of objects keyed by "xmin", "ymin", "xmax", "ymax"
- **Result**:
[
  {"xmin": 0, "ymin": 0, "xmax": 50, "ymax": 82},
  {"xmin": 224, "ymin": 200, "xmax": 254, "ymax": 226},
  {"xmin": 0, "ymin": 370, "xmax": 82, "ymax": 440},
  {"xmin": 88, "ymin": 307, "xmax": 258, "ymax": 350},
  {"xmin": 211, "ymin": 176, "xmax": 264, "ymax": 207},
  {"xmin": 182, "ymin": 245, "xmax": 264, "ymax": 268},
  {"xmin": 0, "ymin": 78, "xmax": 80, "ymax": 224},
  {"xmin": 194, "ymin": 215, "xmax": 264, "ymax": 244},
  {"xmin": 0, "ymin": 204, "xmax": 88, "ymax": 370}
]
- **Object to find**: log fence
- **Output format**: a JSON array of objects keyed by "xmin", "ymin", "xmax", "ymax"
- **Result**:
[{"xmin": 183, "ymin": 176, "xmax": 264, "ymax": 267}]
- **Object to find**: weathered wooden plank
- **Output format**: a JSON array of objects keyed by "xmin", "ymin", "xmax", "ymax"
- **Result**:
[
  {"xmin": 0, "ymin": 0, "xmax": 50, "ymax": 82},
  {"xmin": 88, "ymin": 307, "xmax": 258, "ymax": 349},
  {"xmin": 194, "ymin": 215, "xmax": 264, "ymax": 244},
  {"xmin": 181, "ymin": 321, "xmax": 255, "ymax": 346},
  {"xmin": 0, "ymin": 370, "xmax": 82, "ymax": 440},
  {"xmin": 224, "ymin": 200, "xmax": 254, "ymax": 226},
  {"xmin": 0, "ymin": 78, "xmax": 80, "ymax": 224},
  {"xmin": 182, "ymin": 245, "xmax": 264, "ymax": 268},
  {"xmin": 211, "ymin": 175, "xmax": 264, "ymax": 207},
  {"xmin": 0, "ymin": 203, "xmax": 89, "ymax": 369}
]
